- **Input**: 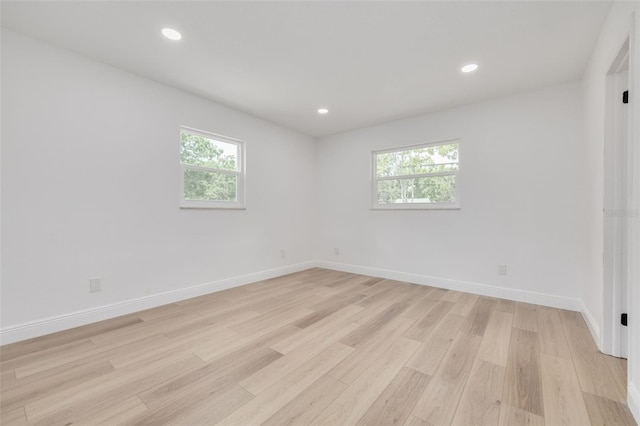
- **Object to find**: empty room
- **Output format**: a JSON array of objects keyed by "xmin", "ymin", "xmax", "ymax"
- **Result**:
[{"xmin": 1, "ymin": 1, "xmax": 639, "ymax": 425}]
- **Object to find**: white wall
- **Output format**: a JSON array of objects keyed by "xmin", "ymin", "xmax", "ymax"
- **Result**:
[
  {"xmin": 315, "ymin": 82, "xmax": 586, "ymax": 307},
  {"xmin": 582, "ymin": 2, "xmax": 639, "ymax": 421},
  {"xmin": 2, "ymin": 16, "xmax": 639, "ymax": 424},
  {"xmin": 0, "ymin": 30, "xmax": 316, "ymax": 341},
  {"xmin": 3, "ymin": 18, "xmax": 640, "ymax": 422}
]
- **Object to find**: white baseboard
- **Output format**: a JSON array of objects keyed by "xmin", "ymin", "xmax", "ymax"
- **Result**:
[
  {"xmin": 315, "ymin": 260, "xmax": 584, "ymax": 312},
  {"xmin": 629, "ymin": 382, "xmax": 640, "ymax": 425},
  {"xmin": 2, "ymin": 259, "xmax": 635, "ymax": 422},
  {"xmin": 579, "ymin": 300, "xmax": 602, "ymax": 351},
  {"xmin": 0, "ymin": 261, "xmax": 315, "ymax": 345},
  {"xmin": 0, "ymin": 260, "xmax": 596, "ymax": 346}
]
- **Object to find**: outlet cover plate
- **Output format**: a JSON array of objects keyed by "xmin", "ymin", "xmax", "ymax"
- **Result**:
[{"xmin": 90, "ymin": 278, "xmax": 102, "ymax": 293}]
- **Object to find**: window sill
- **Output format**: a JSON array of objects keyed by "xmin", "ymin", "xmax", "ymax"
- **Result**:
[
  {"xmin": 180, "ymin": 200, "xmax": 246, "ymax": 210},
  {"xmin": 371, "ymin": 204, "xmax": 460, "ymax": 211},
  {"xmin": 180, "ymin": 206, "xmax": 247, "ymax": 210}
]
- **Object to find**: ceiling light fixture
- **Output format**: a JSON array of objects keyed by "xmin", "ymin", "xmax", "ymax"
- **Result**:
[
  {"xmin": 318, "ymin": 108, "xmax": 329, "ymax": 114},
  {"xmin": 162, "ymin": 28, "xmax": 182, "ymax": 41},
  {"xmin": 461, "ymin": 63, "xmax": 478, "ymax": 73}
]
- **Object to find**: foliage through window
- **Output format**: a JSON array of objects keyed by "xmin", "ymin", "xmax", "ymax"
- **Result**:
[
  {"xmin": 180, "ymin": 127, "xmax": 245, "ymax": 209},
  {"xmin": 372, "ymin": 140, "xmax": 460, "ymax": 209}
]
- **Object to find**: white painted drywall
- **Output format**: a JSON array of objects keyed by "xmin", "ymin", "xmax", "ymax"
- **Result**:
[
  {"xmin": 582, "ymin": 1, "xmax": 639, "ymax": 421},
  {"xmin": 2, "ymin": 20, "xmax": 639, "ymax": 423},
  {"xmin": 0, "ymin": 30, "xmax": 316, "ymax": 330},
  {"xmin": 315, "ymin": 82, "xmax": 586, "ymax": 303}
]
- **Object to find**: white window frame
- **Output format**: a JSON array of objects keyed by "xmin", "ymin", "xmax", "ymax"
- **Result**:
[
  {"xmin": 371, "ymin": 138, "xmax": 460, "ymax": 210},
  {"xmin": 179, "ymin": 126, "xmax": 246, "ymax": 209}
]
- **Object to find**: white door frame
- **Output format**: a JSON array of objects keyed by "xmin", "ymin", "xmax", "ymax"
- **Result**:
[{"xmin": 602, "ymin": 37, "xmax": 632, "ymax": 358}]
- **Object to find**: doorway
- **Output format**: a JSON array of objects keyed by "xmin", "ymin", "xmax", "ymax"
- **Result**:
[{"xmin": 603, "ymin": 38, "xmax": 630, "ymax": 359}]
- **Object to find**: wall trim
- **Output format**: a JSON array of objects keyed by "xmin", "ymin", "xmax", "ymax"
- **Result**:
[
  {"xmin": 316, "ymin": 260, "xmax": 584, "ymax": 312},
  {"xmin": 580, "ymin": 299, "xmax": 603, "ymax": 351},
  {"xmin": 1, "ymin": 260, "xmax": 598, "ymax": 347},
  {"xmin": 0, "ymin": 261, "xmax": 315, "ymax": 345},
  {"xmin": 629, "ymin": 382, "xmax": 640, "ymax": 424}
]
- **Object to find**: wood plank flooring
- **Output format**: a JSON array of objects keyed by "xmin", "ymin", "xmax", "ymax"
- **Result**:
[{"xmin": 0, "ymin": 268, "xmax": 636, "ymax": 425}]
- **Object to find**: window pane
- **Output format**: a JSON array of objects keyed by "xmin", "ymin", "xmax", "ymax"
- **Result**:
[
  {"xmin": 376, "ymin": 175, "xmax": 456, "ymax": 204},
  {"xmin": 376, "ymin": 143, "xmax": 458, "ymax": 177},
  {"xmin": 181, "ymin": 131, "xmax": 238, "ymax": 171},
  {"xmin": 183, "ymin": 169, "xmax": 237, "ymax": 202}
]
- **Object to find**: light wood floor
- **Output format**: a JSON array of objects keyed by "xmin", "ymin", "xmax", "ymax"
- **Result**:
[{"xmin": 0, "ymin": 268, "xmax": 636, "ymax": 425}]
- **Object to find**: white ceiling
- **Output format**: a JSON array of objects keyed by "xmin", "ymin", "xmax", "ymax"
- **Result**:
[{"xmin": 1, "ymin": 1, "xmax": 612, "ymax": 137}]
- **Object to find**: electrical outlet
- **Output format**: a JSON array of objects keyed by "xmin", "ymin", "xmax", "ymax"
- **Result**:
[
  {"xmin": 89, "ymin": 278, "xmax": 102, "ymax": 293},
  {"xmin": 280, "ymin": 249, "xmax": 286, "ymax": 259},
  {"xmin": 497, "ymin": 264, "xmax": 507, "ymax": 275},
  {"xmin": 334, "ymin": 248, "xmax": 340, "ymax": 255}
]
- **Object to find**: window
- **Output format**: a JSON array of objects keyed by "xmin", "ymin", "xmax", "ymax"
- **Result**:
[
  {"xmin": 180, "ymin": 127, "xmax": 245, "ymax": 209},
  {"xmin": 372, "ymin": 139, "xmax": 460, "ymax": 209}
]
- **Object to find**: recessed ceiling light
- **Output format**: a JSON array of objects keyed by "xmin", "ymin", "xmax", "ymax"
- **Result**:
[
  {"xmin": 461, "ymin": 63, "xmax": 478, "ymax": 73},
  {"xmin": 318, "ymin": 108, "xmax": 329, "ymax": 115},
  {"xmin": 162, "ymin": 28, "xmax": 182, "ymax": 41}
]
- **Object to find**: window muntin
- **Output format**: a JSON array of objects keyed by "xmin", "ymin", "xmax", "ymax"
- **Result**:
[
  {"xmin": 372, "ymin": 140, "xmax": 460, "ymax": 209},
  {"xmin": 180, "ymin": 127, "xmax": 245, "ymax": 209}
]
